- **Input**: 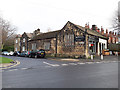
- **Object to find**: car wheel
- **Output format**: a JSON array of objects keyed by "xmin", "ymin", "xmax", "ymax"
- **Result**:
[
  {"xmin": 29, "ymin": 55, "xmax": 32, "ymax": 58},
  {"xmin": 35, "ymin": 55, "xmax": 37, "ymax": 58}
]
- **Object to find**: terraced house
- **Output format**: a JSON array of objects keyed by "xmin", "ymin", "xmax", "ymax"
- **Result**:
[{"xmin": 28, "ymin": 21, "xmax": 108, "ymax": 58}]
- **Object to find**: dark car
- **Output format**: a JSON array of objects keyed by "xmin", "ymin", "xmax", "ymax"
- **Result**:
[
  {"xmin": 13, "ymin": 51, "xmax": 21, "ymax": 56},
  {"xmin": 29, "ymin": 49, "xmax": 45, "ymax": 58},
  {"xmin": 25, "ymin": 51, "xmax": 31, "ymax": 57},
  {"xmin": 20, "ymin": 51, "xmax": 27, "ymax": 57}
]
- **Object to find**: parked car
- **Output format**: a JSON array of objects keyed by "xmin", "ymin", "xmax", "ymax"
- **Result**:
[
  {"xmin": 8, "ymin": 51, "xmax": 14, "ymax": 56},
  {"xmin": 2, "ymin": 51, "xmax": 9, "ymax": 55},
  {"xmin": 29, "ymin": 49, "xmax": 45, "ymax": 58},
  {"xmin": 25, "ymin": 51, "xmax": 31, "ymax": 57},
  {"xmin": 20, "ymin": 51, "xmax": 27, "ymax": 57},
  {"xmin": 13, "ymin": 51, "xmax": 21, "ymax": 56}
]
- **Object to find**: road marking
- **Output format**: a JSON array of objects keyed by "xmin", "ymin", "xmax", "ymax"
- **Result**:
[
  {"xmin": 69, "ymin": 63, "xmax": 77, "ymax": 65},
  {"xmin": 86, "ymin": 62, "xmax": 94, "ymax": 64},
  {"xmin": 61, "ymin": 64, "xmax": 68, "ymax": 66},
  {"xmin": 43, "ymin": 62, "xmax": 59, "ymax": 67},
  {"xmin": 95, "ymin": 62, "xmax": 101, "ymax": 64},
  {"xmin": 51, "ymin": 64, "xmax": 60, "ymax": 67},
  {"xmin": 21, "ymin": 68, "xmax": 28, "ymax": 70},
  {"xmin": 77, "ymin": 62, "xmax": 85, "ymax": 65},
  {"xmin": 8, "ymin": 69, "xmax": 18, "ymax": 72}
]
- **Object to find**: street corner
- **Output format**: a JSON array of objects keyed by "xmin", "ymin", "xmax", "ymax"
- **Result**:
[{"xmin": 0, "ymin": 60, "xmax": 20, "ymax": 70}]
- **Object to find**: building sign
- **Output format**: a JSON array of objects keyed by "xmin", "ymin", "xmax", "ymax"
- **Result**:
[
  {"xmin": 75, "ymin": 36, "xmax": 85, "ymax": 42},
  {"xmin": 88, "ymin": 36, "xmax": 99, "ymax": 42}
]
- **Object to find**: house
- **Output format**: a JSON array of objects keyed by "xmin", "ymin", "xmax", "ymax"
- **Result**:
[
  {"xmin": 14, "ymin": 34, "xmax": 21, "ymax": 52},
  {"xmin": 14, "ymin": 28, "xmax": 41, "ymax": 52},
  {"xmin": 28, "ymin": 21, "xmax": 108, "ymax": 58}
]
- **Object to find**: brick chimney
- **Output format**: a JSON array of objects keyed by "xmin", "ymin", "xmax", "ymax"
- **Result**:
[
  {"xmin": 112, "ymin": 32, "xmax": 114, "ymax": 36},
  {"xmin": 92, "ymin": 25, "xmax": 97, "ymax": 31},
  {"xmin": 33, "ymin": 28, "xmax": 40, "ymax": 36},
  {"xmin": 105, "ymin": 29, "xmax": 108, "ymax": 37},
  {"xmin": 101, "ymin": 26, "xmax": 104, "ymax": 35},
  {"xmin": 85, "ymin": 23, "xmax": 89, "ymax": 29},
  {"xmin": 96, "ymin": 28, "xmax": 100, "ymax": 33}
]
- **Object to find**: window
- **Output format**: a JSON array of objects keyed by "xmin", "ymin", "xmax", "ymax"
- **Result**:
[
  {"xmin": 19, "ymin": 43, "xmax": 21, "ymax": 46},
  {"xmin": 16, "ymin": 39, "xmax": 18, "ymax": 43},
  {"xmin": 23, "ymin": 38, "xmax": 25, "ymax": 42},
  {"xmin": 32, "ymin": 43, "xmax": 36, "ymax": 51},
  {"xmin": 118, "ymin": 37, "xmax": 120, "ymax": 43},
  {"xmin": 64, "ymin": 34, "xmax": 74, "ymax": 46},
  {"xmin": 22, "ymin": 46, "xmax": 25, "ymax": 51},
  {"xmin": 15, "ymin": 47, "xmax": 17, "ymax": 51},
  {"xmin": 44, "ymin": 42, "xmax": 50, "ymax": 50}
]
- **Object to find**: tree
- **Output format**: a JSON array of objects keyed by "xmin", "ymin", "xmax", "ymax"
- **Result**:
[
  {"xmin": 112, "ymin": 10, "xmax": 120, "ymax": 34},
  {"xmin": 0, "ymin": 16, "xmax": 17, "ymax": 50}
]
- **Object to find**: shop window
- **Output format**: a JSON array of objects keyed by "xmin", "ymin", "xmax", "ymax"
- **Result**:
[
  {"xmin": 44, "ymin": 42, "xmax": 50, "ymax": 50},
  {"xmin": 64, "ymin": 34, "xmax": 74, "ymax": 46}
]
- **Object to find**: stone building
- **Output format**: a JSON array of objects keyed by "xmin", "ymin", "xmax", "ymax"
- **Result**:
[
  {"xmin": 28, "ymin": 21, "xmax": 108, "ymax": 58},
  {"xmin": 14, "ymin": 34, "xmax": 21, "ymax": 51}
]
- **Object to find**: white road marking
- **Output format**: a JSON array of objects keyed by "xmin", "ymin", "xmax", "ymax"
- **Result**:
[
  {"xmin": 8, "ymin": 69, "xmax": 18, "ymax": 72},
  {"xmin": 86, "ymin": 62, "xmax": 94, "ymax": 64},
  {"xmin": 43, "ymin": 62, "xmax": 60, "ymax": 67},
  {"xmin": 69, "ymin": 63, "xmax": 77, "ymax": 65},
  {"xmin": 61, "ymin": 64, "xmax": 68, "ymax": 66},
  {"xmin": 21, "ymin": 68, "xmax": 28, "ymax": 70},
  {"xmin": 77, "ymin": 62, "xmax": 85, "ymax": 65},
  {"xmin": 95, "ymin": 62, "xmax": 101, "ymax": 64}
]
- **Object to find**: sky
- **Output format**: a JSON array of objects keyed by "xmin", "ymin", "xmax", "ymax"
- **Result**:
[{"xmin": 0, "ymin": 0, "xmax": 119, "ymax": 34}]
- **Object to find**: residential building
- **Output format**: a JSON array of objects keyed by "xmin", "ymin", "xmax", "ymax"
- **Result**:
[{"xmin": 14, "ymin": 34, "xmax": 21, "ymax": 52}]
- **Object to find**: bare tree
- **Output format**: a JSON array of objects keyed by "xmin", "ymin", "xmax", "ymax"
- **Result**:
[{"xmin": 0, "ymin": 16, "xmax": 17, "ymax": 50}]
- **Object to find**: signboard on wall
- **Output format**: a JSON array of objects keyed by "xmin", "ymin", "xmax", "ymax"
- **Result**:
[{"xmin": 75, "ymin": 36, "xmax": 85, "ymax": 42}]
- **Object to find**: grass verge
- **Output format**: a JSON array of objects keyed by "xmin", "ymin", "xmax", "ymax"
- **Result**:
[{"xmin": 0, "ymin": 57, "xmax": 14, "ymax": 64}]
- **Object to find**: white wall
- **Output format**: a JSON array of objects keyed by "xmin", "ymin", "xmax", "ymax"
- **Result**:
[{"xmin": 99, "ymin": 38, "xmax": 107, "ymax": 49}]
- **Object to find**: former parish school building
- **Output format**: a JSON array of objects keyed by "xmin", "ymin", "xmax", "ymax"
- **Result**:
[{"xmin": 27, "ymin": 21, "xmax": 108, "ymax": 58}]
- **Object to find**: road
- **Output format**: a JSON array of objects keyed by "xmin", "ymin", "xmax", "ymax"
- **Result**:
[{"xmin": 1, "ymin": 55, "xmax": 119, "ymax": 88}]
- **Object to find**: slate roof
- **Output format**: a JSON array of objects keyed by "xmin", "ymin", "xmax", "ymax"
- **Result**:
[
  {"xmin": 30, "ymin": 30, "xmax": 61, "ymax": 41},
  {"xmin": 69, "ymin": 21, "xmax": 108, "ymax": 39},
  {"xmin": 26, "ymin": 33, "xmax": 33, "ymax": 38}
]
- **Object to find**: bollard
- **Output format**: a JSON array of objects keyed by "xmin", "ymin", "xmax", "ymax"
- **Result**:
[
  {"xmin": 91, "ymin": 55, "xmax": 93, "ymax": 60},
  {"xmin": 101, "ymin": 54, "xmax": 103, "ymax": 60}
]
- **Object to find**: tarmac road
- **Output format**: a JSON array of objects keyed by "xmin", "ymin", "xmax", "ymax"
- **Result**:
[{"xmin": 1, "ymin": 55, "xmax": 119, "ymax": 88}]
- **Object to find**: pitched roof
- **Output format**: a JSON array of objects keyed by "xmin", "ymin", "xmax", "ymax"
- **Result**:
[
  {"xmin": 26, "ymin": 33, "xmax": 33, "ymax": 38},
  {"xmin": 69, "ymin": 21, "xmax": 108, "ymax": 39},
  {"xmin": 16, "ymin": 34, "xmax": 22, "ymax": 38},
  {"xmin": 30, "ymin": 21, "xmax": 108, "ymax": 41},
  {"xmin": 30, "ymin": 30, "xmax": 61, "ymax": 41}
]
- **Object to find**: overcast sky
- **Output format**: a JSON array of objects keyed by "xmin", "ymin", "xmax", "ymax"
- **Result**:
[{"xmin": 0, "ymin": 0, "xmax": 119, "ymax": 34}]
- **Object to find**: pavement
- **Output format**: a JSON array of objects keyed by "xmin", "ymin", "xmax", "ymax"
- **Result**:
[
  {"xmin": 48, "ymin": 55, "xmax": 119, "ymax": 62},
  {"xmin": 0, "ymin": 60, "xmax": 20, "ymax": 70},
  {"xmin": 1, "ymin": 55, "xmax": 119, "ymax": 88}
]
